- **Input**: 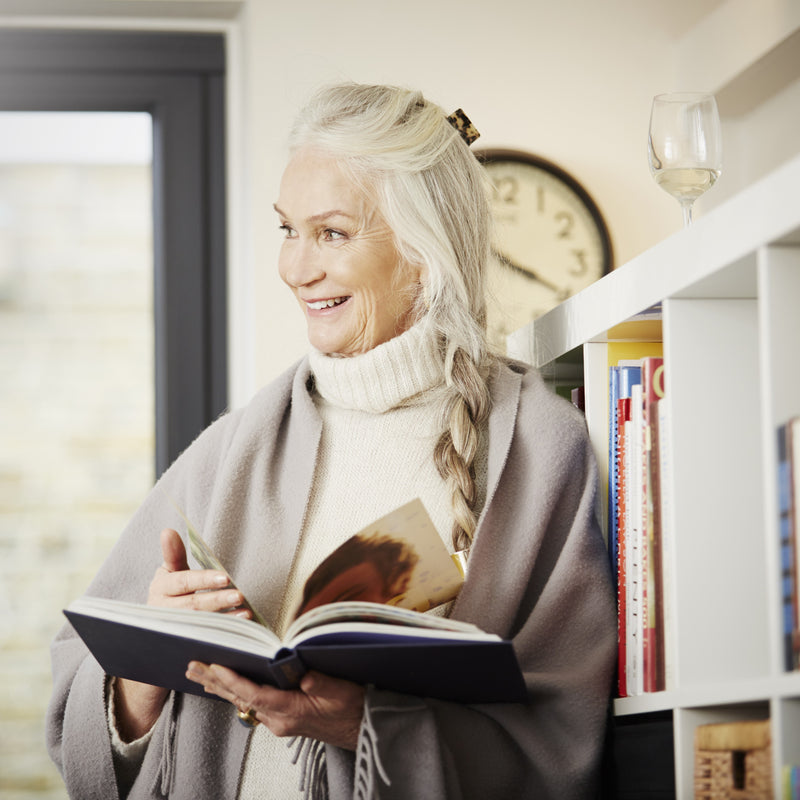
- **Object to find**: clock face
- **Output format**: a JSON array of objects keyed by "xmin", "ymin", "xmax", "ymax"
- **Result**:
[{"xmin": 477, "ymin": 149, "xmax": 613, "ymax": 348}]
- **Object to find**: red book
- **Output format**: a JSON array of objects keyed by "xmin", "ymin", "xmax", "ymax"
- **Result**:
[{"xmin": 641, "ymin": 357, "xmax": 665, "ymax": 692}]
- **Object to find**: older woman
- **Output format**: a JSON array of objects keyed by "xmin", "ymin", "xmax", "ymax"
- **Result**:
[{"xmin": 47, "ymin": 83, "xmax": 616, "ymax": 800}]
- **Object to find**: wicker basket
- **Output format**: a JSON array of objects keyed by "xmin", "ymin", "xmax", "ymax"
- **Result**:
[{"xmin": 694, "ymin": 719, "xmax": 772, "ymax": 800}]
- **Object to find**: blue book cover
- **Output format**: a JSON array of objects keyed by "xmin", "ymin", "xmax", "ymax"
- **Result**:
[
  {"xmin": 64, "ymin": 599, "xmax": 526, "ymax": 704},
  {"xmin": 778, "ymin": 423, "xmax": 797, "ymax": 671},
  {"xmin": 608, "ymin": 363, "xmax": 642, "ymax": 584}
]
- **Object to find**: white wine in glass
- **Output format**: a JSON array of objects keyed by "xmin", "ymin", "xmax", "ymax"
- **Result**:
[{"xmin": 648, "ymin": 92, "xmax": 722, "ymax": 227}]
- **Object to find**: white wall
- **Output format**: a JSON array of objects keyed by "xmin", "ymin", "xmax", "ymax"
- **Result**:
[
  {"xmin": 676, "ymin": 0, "xmax": 800, "ymax": 209},
  {"xmin": 237, "ymin": 0, "xmax": 683, "ymax": 397},
  {"xmin": 1, "ymin": 0, "xmax": 798, "ymax": 404}
]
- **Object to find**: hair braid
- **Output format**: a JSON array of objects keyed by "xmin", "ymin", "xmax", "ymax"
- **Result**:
[{"xmin": 434, "ymin": 346, "xmax": 491, "ymax": 552}]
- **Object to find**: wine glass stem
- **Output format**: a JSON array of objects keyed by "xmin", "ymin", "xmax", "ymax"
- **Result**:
[{"xmin": 681, "ymin": 202, "xmax": 693, "ymax": 228}]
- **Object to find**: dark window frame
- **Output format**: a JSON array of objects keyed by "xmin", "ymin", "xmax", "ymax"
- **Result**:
[{"xmin": 0, "ymin": 28, "xmax": 228, "ymax": 476}]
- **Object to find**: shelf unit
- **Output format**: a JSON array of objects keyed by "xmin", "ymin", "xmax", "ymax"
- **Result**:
[{"xmin": 508, "ymin": 153, "xmax": 800, "ymax": 798}]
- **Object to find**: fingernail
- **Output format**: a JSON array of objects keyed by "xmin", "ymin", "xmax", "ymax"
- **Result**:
[
  {"xmin": 213, "ymin": 574, "xmax": 229, "ymax": 586},
  {"xmin": 226, "ymin": 591, "xmax": 241, "ymax": 605}
]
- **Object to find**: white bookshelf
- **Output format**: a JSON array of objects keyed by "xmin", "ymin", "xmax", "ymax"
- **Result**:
[{"xmin": 508, "ymin": 153, "xmax": 800, "ymax": 799}]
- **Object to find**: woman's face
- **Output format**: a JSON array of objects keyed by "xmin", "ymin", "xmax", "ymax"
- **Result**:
[{"xmin": 276, "ymin": 148, "xmax": 423, "ymax": 357}]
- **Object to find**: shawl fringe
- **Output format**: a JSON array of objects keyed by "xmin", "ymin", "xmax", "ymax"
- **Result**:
[
  {"xmin": 288, "ymin": 736, "xmax": 328, "ymax": 800},
  {"xmin": 284, "ymin": 701, "xmax": 391, "ymax": 800},
  {"xmin": 354, "ymin": 701, "xmax": 390, "ymax": 800}
]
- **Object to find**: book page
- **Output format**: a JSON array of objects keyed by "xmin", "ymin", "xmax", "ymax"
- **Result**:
[
  {"xmin": 287, "ymin": 613, "xmax": 499, "ymax": 650},
  {"xmin": 292, "ymin": 498, "xmax": 464, "ymax": 621},
  {"xmin": 285, "ymin": 600, "xmax": 483, "ymax": 642},
  {"xmin": 67, "ymin": 595, "xmax": 283, "ymax": 655}
]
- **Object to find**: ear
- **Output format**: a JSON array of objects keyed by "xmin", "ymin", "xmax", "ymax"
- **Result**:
[
  {"xmin": 412, "ymin": 262, "xmax": 430, "ymax": 310},
  {"xmin": 392, "ymin": 246, "xmax": 429, "ymax": 313}
]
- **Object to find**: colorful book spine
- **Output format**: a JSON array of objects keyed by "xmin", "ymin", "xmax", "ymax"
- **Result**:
[
  {"xmin": 642, "ymin": 357, "xmax": 665, "ymax": 692},
  {"xmin": 608, "ymin": 363, "xmax": 643, "ymax": 587},
  {"xmin": 778, "ymin": 423, "xmax": 796, "ymax": 671},
  {"xmin": 657, "ymin": 396, "xmax": 674, "ymax": 690},
  {"xmin": 608, "ymin": 364, "xmax": 621, "ymax": 582},
  {"xmin": 616, "ymin": 396, "xmax": 631, "ymax": 697},
  {"xmin": 778, "ymin": 415, "xmax": 800, "ymax": 671},
  {"xmin": 789, "ymin": 417, "xmax": 800, "ymax": 667},
  {"xmin": 782, "ymin": 763, "xmax": 800, "ymax": 799},
  {"xmin": 627, "ymin": 382, "xmax": 644, "ymax": 696}
]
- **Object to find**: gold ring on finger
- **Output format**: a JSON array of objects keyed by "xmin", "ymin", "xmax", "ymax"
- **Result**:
[{"xmin": 236, "ymin": 707, "xmax": 260, "ymax": 728}]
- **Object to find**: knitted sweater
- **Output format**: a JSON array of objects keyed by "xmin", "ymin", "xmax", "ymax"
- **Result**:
[{"xmin": 241, "ymin": 323, "xmax": 481, "ymax": 798}]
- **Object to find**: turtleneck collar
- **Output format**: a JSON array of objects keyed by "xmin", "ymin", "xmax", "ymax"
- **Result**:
[{"xmin": 308, "ymin": 323, "xmax": 444, "ymax": 413}]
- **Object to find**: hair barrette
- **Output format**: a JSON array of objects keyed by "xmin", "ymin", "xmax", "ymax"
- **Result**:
[{"xmin": 446, "ymin": 109, "xmax": 480, "ymax": 146}]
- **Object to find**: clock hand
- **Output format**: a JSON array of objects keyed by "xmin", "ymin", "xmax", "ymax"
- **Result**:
[{"xmin": 492, "ymin": 249, "xmax": 565, "ymax": 295}]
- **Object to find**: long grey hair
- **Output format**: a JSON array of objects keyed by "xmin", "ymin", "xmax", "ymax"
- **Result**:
[{"xmin": 289, "ymin": 82, "xmax": 498, "ymax": 553}]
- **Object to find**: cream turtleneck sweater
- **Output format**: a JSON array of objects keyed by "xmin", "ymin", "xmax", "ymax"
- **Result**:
[{"xmin": 240, "ymin": 323, "xmax": 486, "ymax": 799}]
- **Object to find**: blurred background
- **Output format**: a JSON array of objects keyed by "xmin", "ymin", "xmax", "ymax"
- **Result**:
[{"xmin": 0, "ymin": 1, "xmax": 798, "ymax": 797}]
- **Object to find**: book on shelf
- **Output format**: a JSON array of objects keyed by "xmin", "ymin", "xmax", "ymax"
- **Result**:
[
  {"xmin": 782, "ymin": 763, "xmax": 800, "ymax": 800},
  {"xmin": 641, "ymin": 356, "xmax": 665, "ymax": 692},
  {"xmin": 778, "ymin": 416, "xmax": 800, "ymax": 671},
  {"xmin": 64, "ymin": 499, "xmax": 527, "ymax": 705},
  {"xmin": 656, "ymin": 394, "xmax": 675, "ymax": 691},
  {"xmin": 607, "ymin": 361, "xmax": 642, "ymax": 585},
  {"xmin": 626, "ymin": 381, "xmax": 644, "ymax": 696},
  {"xmin": 606, "ymin": 341, "xmax": 663, "ymax": 581},
  {"xmin": 605, "ymin": 343, "xmax": 665, "ymax": 698},
  {"xmin": 615, "ymin": 396, "xmax": 631, "ymax": 697}
]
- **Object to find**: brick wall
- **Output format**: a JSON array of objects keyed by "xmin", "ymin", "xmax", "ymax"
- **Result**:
[{"xmin": 0, "ymin": 163, "xmax": 153, "ymax": 798}]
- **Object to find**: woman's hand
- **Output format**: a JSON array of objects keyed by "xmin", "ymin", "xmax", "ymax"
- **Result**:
[
  {"xmin": 147, "ymin": 528, "xmax": 250, "ymax": 616},
  {"xmin": 185, "ymin": 663, "xmax": 366, "ymax": 751},
  {"xmin": 114, "ymin": 528, "xmax": 251, "ymax": 742}
]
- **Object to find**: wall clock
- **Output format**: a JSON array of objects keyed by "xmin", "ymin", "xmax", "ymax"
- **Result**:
[{"xmin": 476, "ymin": 148, "xmax": 613, "ymax": 347}]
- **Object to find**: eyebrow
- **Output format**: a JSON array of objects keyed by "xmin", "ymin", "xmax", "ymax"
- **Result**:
[{"xmin": 273, "ymin": 203, "xmax": 357, "ymax": 224}]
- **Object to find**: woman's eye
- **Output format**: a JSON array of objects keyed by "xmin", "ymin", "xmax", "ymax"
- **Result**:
[
  {"xmin": 279, "ymin": 224, "xmax": 296, "ymax": 239},
  {"xmin": 324, "ymin": 229, "xmax": 346, "ymax": 241}
]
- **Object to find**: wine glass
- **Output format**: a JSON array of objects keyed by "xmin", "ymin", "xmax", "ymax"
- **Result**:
[{"xmin": 648, "ymin": 92, "xmax": 722, "ymax": 227}]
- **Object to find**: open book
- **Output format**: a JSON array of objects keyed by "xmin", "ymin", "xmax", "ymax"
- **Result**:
[
  {"xmin": 184, "ymin": 497, "xmax": 466, "ymax": 623},
  {"xmin": 64, "ymin": 499, "xmax": 527, "ymax": 704}
]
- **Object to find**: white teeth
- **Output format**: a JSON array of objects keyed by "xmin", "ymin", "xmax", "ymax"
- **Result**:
[{"xmin": 307, "ymin": 297, "xmax": 347, "ymax": 310}]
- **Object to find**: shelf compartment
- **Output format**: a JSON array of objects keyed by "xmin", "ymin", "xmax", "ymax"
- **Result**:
[
  {"xmin": 665, "ymin": 296, "xmax": 769, "ymax": 687},
  {"xmin": 758, "ymin": 246, "xmax": 800, "ymax": 678},
  {"xmin": 775, "ymin": 697, "xmax": 800, "ymax": 791},
  {"xmin": 674, "ymin": 702, "xmax": 770, "ymax": 800}
]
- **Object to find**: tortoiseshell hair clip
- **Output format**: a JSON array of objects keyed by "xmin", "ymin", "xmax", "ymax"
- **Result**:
[{"xmin": 446, "ymin": 108, "xmax": 480, "ymax": 146}]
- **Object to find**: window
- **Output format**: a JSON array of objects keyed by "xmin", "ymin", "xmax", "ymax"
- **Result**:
[
  {"xmin": 0, "ymin": 31, "xmax": 227, "ymax": 798},
  {"xmin": 0, "ymin": 28, "xmax": 228, "ymax": 473}
]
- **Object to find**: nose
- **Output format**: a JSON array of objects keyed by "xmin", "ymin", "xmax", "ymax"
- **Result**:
[{"xmin": 279, "ymin": 239, "xmax": 325, "ymax": 289}]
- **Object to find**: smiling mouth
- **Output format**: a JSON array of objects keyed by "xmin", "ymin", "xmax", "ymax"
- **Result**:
[{"xmin": 306, "ymin": 297, "xmax": 349, "ymax": 310}]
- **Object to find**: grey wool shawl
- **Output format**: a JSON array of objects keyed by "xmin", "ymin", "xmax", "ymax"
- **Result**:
[{"xmin": 46, "ymin": 356, "xmax": 617, "ymax": 800}]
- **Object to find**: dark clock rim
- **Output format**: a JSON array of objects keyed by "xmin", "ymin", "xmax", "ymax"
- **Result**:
[{"xmin": 475, "ymin": 147, "xmax": 614, "ymax": 275}]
